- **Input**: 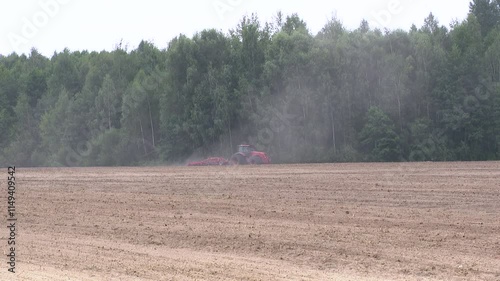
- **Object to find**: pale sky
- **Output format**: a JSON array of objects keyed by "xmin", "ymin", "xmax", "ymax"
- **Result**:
[{"xmin": 1, "ymin": 0, "xmax": 471, "ymax": 57}]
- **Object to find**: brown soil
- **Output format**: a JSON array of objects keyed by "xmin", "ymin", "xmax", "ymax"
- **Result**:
[{"xmin": 3, "ymin": 162, "xmax": 500, "ymax": 280}]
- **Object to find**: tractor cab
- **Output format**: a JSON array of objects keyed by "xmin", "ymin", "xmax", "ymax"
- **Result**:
[{"xmin": 238, "ymin": 145, "xmax": 256, "ymax": 156}]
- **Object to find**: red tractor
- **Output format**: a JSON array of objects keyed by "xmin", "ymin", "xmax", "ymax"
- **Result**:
[{"xmin": 229, "ymin": 144, "xmax": 271, "ymax": 165}]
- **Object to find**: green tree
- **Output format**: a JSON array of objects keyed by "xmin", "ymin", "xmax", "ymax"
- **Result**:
[
  {"xmin": 3, "ymin": 92, "xmax": 43, "ymax": 166},
  {"xmin": 95, "ymin": 74, "xmax": 120, "ymax": 130},
  {"xmin": 359, "ymin": 107, "xmax": 401, "ymax": 161},
  {"xmin": 39, "ymin": 89, "xmax": 72, "ymax": 166},
  {"xmin": 469, "ymin": 0, "xmax": 500, "ymax": 37},
  {"xmin": 121, "ymin": 70, "xmax": 160, "ymax": 162}
]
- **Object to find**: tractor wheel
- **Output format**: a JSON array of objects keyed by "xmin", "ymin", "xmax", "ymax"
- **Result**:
[
  {"xmin": 230, "ymin": 153, "xmax": 247, "ymax": 165},
  {"xmin": 249, "ymin": 156, "xmax": 263, "ymax": 165}
]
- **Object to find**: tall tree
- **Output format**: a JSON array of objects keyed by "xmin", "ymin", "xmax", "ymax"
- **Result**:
[
  {"xmin": 95, "ymin": 74, "xmax": 120, "ymax": 130},
  {"xmin": 359, "ymin": 107, "xmax": 401, "ymax": 162},
  {"xmin": 470, "ymin": 0, "xmax": 500, "ymax": 37}
]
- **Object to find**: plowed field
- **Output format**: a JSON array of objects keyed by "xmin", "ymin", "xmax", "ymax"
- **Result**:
[{"xmin": 3, "ymin": 162, "xmax": 500, "ymax": 280}]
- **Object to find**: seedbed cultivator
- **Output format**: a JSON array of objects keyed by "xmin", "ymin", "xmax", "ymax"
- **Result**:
[{"xmin": 187, "ymin": 145, "xmax": 271, "ymax": 166}]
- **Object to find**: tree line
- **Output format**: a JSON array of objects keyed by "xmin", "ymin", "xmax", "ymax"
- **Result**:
[{"xmin": 1, "ymin": 0, "xmax": 500, "ymax": 167}]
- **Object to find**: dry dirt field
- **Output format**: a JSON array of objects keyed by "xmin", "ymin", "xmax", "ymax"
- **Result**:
[{"xmin": 2, "ymin": 162, "xmax": 500, "ymax": 280}]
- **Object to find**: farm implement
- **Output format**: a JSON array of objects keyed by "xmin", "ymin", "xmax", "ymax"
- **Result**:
[{"xmin": 187, "ymin": 144, "xmax": 271, "ymax": 166}]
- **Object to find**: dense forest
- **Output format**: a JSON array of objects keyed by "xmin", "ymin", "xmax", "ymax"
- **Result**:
[{"xmin": 1, "ymin": 0, "xmax": 500, "ymax": 167}]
